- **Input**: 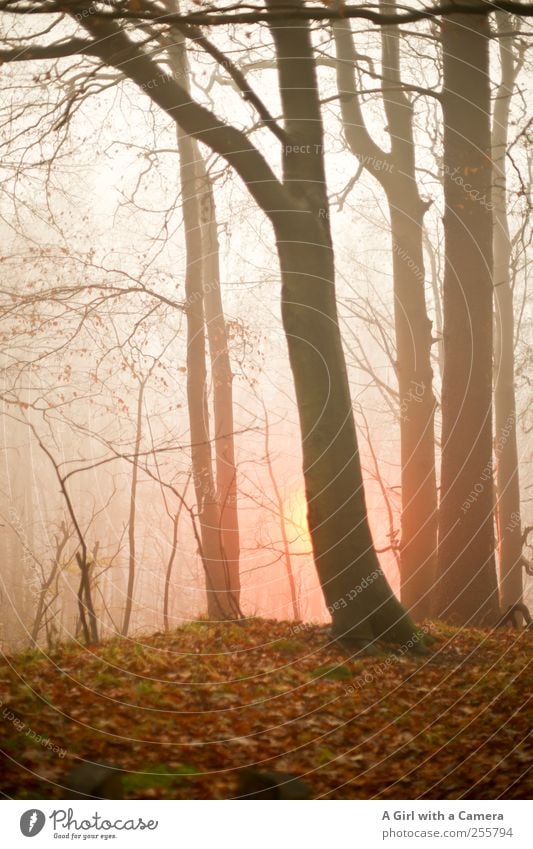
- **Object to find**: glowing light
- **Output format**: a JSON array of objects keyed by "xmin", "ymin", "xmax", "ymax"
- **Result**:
[{"xmin": 284, "ymin": 491, "xmax": 311, "ymax": 547}]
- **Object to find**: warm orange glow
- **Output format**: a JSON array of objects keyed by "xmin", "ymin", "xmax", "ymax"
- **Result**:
[{"xmin": 284, "ymin": 491, "xmax": 312, "ymax": 548}]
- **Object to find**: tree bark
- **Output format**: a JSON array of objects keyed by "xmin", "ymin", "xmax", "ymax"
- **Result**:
[
  {"xmin": 435, "ymin": 5, "xmax": 500, "ymax": 625},
  {"xmin": 492, "ymin": 12, "xmax": 524, "ymax": 615}
]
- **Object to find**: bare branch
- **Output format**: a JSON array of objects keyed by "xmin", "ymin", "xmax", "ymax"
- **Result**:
[{"xmin": 1, "ymin": 1, "xmax": 533, "ymax": 27}]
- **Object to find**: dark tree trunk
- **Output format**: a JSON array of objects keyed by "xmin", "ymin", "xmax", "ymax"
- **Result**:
[
  {"xmin": 334, "ymin": 11, "xmax": 438, "ymax": 620},
  {"xmin": 276, "ymin": 223, "xmax": 415, "ymax": 646},
  {"xmin": 269, "ymin": 0, "xmax": 416, "ymax": 646},
  {"xmin": 435, "ymin": 7, "xmax": 500, "ymax": 625}
]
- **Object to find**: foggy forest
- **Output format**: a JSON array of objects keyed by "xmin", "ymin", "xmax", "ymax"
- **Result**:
[{"xmin": 0, "ymin": 0, "xmax": 532, "ymax": 804}]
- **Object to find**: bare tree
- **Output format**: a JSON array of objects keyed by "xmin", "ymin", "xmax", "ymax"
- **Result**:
[
  {"xmin": 333, "ymin": 1, "xmax": 439, "ymax": 620},
  {"xmin": 435, "ymin": 3, "xmax": 500, "ymax": 625},
  {"xmin": 492, "ymin": 11, "xmax": 527, "ymax": 617},
  {"xmin": 168, "ymin": 30, "xmax": 241, "ymax": 618}
]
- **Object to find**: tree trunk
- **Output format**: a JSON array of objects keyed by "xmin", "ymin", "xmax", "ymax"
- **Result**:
[
  {"xmin": 121, "ymin": 378, "xmax": 144, "ymax": 637},
  {"xmin": 31, "ymin": 523, "xmax": 69, "ymax": 646},
  {"xmin": 178, "ymin": 123, "xmax": 240, "ymax": 620},
  {"xmin": 492, "ymin": 13, "xmax": 524, "ymax": 615},
  {"xmin": 423, "ymin": 229, "xmax": 444, "ymax": 379},
  {"xmin": 265, "ymin": 0, "xmax": 418, "ymax": 647},
  {"xmin": 275, "ymin": 218, "xmax": 416, "ymax": 646},
  {"xmin": 163, "ymin": 510, "xmax": 180, "ymax": 633},
  {"xmin": 167, "ymin": 27, "xmax": 241, "ymax": 620},
  {"xmin": 380, "ymin": 13, "xmax": 436, "ymax": 622},
  {"xmin": 334, "ymin": 10, "xmax": 438, "ymax": 620},
  {"xmin": 389, "ymin": 197, "xmax": 437, "ymax": 621},
  {"xmin": 196, "ymin": 162, "xmax": 241, "ymax": 607},
  {"xmin": 435, "ymin": 6, "xmax": 500, "ymax": 625}
]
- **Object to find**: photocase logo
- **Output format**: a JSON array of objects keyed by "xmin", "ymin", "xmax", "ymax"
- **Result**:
[{"xmin": 20, "ymin": 809, "xmax": 46, "ymax": 837}]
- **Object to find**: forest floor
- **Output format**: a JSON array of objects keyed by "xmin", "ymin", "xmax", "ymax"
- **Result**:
[{"xmin": 0, "ymin": 618, "xmax": 531, "ymax": 799}]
